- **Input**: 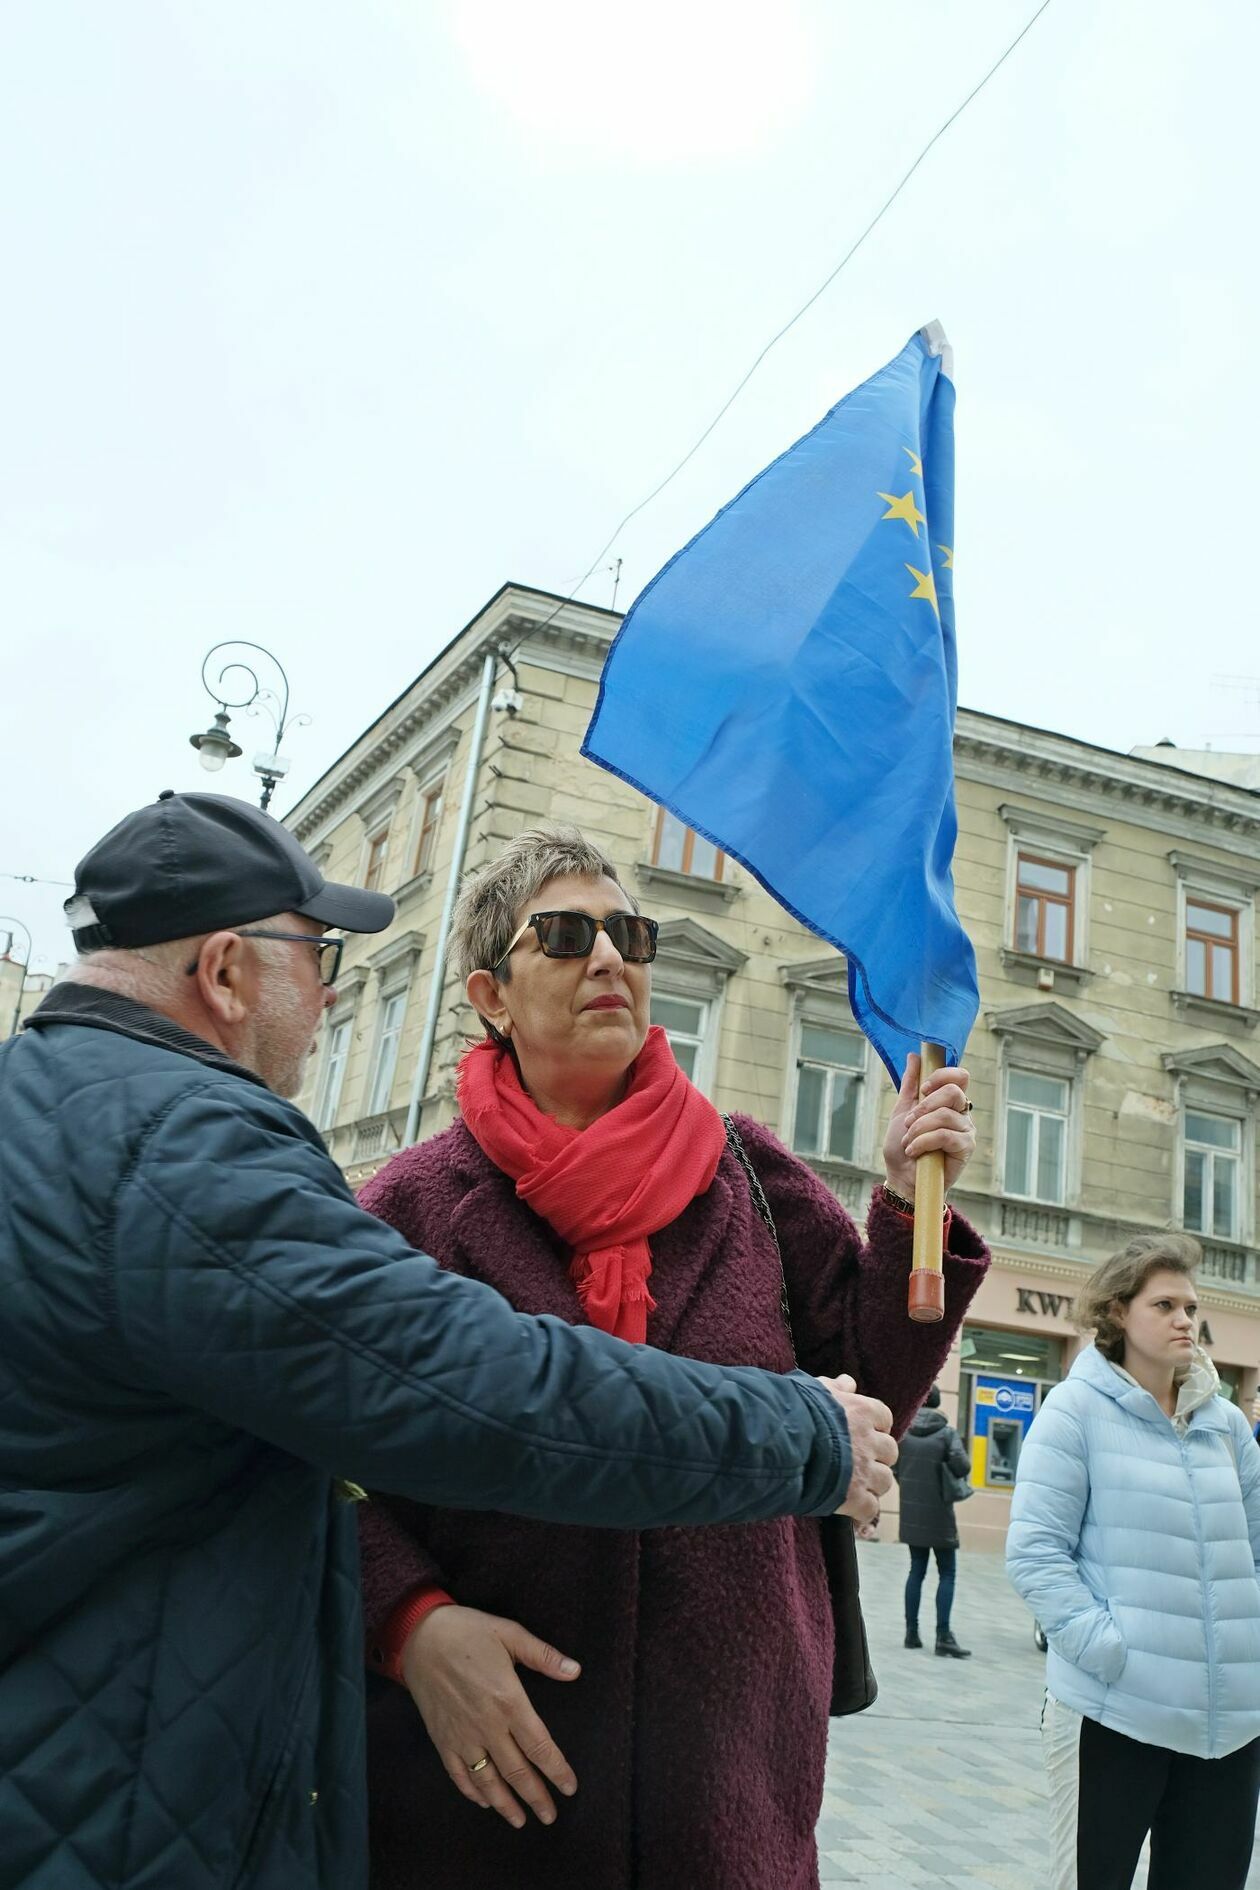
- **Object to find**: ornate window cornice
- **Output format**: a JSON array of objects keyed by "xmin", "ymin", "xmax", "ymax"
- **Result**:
[
  {"xmin": 367, "ymin": 928, "xmax": 426, "ymax": 988},
  {"xmin": 1162, "ymin": 1041, "xmax": 1260, "ymax": 1097},
  {"xmin": 987, "ymin": 999, "xmax": 1105, "ymax": 1065},
  {"xmin": 997, "ymin": 803, "xmax": 1105, "ymax": 853}
]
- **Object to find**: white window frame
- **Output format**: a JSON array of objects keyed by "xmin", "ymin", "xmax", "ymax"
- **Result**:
[
  {"xmin": 295, "ymin": 963, "xmax": 367, "ymax": 1127},
  {"xmin": 1163, "ymin": 1045, "xmax": 1260, "ymax": 1248},
  {"xmin": 649, "ymin": 918, "xmax": 747, "ymax": 1100},
  {"xmin": 314, "ymin": 1016, "xmax": 352, "ymax": 1131},
  {"xmin": 1181, "ymin": 1106, "xmax": 1243, "ymax": 1242},
  {"xmin": 367, "ymin": 988, "xmax": 408, "ymax": 1117},
  {"xmin": 987, "ymin": 1003, "xmax": 1103, "ymax": 1210},
  {"xmin": 651, "ymin": 991, "xmax": 712, "ymax": 1089},
  {"xmin": 1001, "ymin": 1067, "xmax": 1071, "ymax": 1205},
  {"xmin": 789, "ymin": 1018, "xmax": 868, "ymax": 1164},
  {"xmin": 1169, "ymin": 854, "xmax": 1256, "ymax": 1009},
  {"xmin": 778, "ymin": 958, "xmax": 877, "ymax": 1168}
]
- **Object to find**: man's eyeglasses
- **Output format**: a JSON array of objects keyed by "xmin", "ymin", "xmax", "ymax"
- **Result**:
[
  {"xmin": 494, "ymin": 910, "xmax": 658, "ymax": 970},
  {"xmin": 184, "ymin": 930, "xmax": 345, "ymax": 987}
]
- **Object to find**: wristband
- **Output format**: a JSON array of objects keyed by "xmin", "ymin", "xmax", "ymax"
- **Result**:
[{"xmin": 881, "ymin": 1183, "xmax": 953, "ymax": 1236}]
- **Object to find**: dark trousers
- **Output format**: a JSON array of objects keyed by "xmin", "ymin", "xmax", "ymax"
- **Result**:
[
  {"xmin": 904, "ymin": 1544, "xmax": 955, "ymax": 1635},
  {"xmin": 1076, "ymin": 1713, "xmax": 1260, "ymax": 1890}
]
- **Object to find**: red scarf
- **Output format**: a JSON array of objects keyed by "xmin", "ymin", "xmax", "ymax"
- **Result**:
[{"xmin": 457, "ymin": 1025, "xmax": 727, "ymax": 1344}]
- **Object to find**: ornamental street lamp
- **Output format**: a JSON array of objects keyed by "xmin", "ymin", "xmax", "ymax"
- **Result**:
[
  {"xmin": 0, "ymin": 916, "xmax": 33, "ymax": 1037},
  {"xmin": 188, "ymin": 643, "xmax": 310, "ymax": 812}
]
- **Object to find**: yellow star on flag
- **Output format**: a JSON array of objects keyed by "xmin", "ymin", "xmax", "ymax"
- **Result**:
[
  {"xmin": 937, "ymin": 544, "xmax": 954, "ymax": 570},
  {"xmin": 876, "ymin": 488, "xmax": 926, "ymax": 537},
  {"xmin": 905, "ymin": 563, "xmax": 939, "ymax": 617},
  {"xmin": 903, "ymin": 447, "xmax": 922, "ymax": 476}
]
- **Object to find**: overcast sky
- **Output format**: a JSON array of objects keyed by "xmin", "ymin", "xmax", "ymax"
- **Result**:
[{"xmin": 3, "ymin": 1, "xmax": 1257, "ymax": 969}]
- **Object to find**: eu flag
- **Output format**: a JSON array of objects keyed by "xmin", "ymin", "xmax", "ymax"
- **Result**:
[{"xmin": 581, "ymin": 324, "xmax": 978, "ymax": 1082}]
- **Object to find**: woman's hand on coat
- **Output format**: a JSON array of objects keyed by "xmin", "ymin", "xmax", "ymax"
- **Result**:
[
  {"xmin": 882, "ymin": 1053, "xmax": 976, "ymax": 1199},
  {"xmin": 400, "ymin": 1604, "xmax": 581, "ymax": 1828}
]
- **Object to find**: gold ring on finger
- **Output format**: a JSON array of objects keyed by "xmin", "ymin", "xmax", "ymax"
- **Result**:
[{"xmin": 469, "ymin": 1755, "xmax": 491, "ymax": 1774}]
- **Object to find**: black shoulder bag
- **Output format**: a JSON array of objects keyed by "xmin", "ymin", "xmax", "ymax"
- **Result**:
[{"xmin": 722, "ymin": 1116, "xmax": 878, "ymax": 1717}]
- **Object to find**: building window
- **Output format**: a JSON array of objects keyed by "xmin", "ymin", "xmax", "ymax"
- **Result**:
[
  {"xmin": 651, "ymin": 994, "xmax": 709, "ymax": 1083},
  {"xmin": 960, "ymin": 1326, "xmax": 1065, "ymax": 1382},
  {"xmin": 1003, "ymin": 1069, "xmax": 1069, "ymax": 1203},
  {"xmin": 315, "ymin": 1017, "xmax": 351, "ymax": 1130},
  {"xmin": 653, "ymin": 809, "xmax": 724, "ymax": 881},
  {"xmin": 363, "ymin": 828, "xmax": 391, "ymax": 893},
  {"xmin": 1183, "ymin": 1108, "xmax": 1241, "ymax": 1240},
  {"xmin": 413, "ymin": 775, "xmax": 446, "ymax": 877},
  {"xmin": 1015, "ymin": 854, "xmax": 1074, "ymax": 963},
  {"xmin": 1185, "ymin": 900, "xmax": 1239, "ymax": 1005},
  {"xmin": 792, "ymin": 1023, "xmax": 865, "ymax": 1162},
  {"xmin": 367, "ymin": 990, "xmax": 407, "ymax": 1115}
]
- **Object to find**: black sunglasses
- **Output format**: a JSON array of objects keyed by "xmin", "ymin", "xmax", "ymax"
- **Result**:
[
  {"xmin": 184, "ymin": 929, "xmax": 345, "ymax": 987},
  {"xmin": 495, "ymin": 910, "xmax": 658, "ymax": 969}
]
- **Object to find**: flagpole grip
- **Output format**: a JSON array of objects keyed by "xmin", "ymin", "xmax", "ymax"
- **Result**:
[{"xmin": 908, "ymin": 1042, "xmax": 946, "ymax": 1323}]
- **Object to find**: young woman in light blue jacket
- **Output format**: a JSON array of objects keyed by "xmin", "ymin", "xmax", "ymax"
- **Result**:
[{"xmin": 1007, "ymin": 1234, "xmax": 1260, "ymax": 1890}]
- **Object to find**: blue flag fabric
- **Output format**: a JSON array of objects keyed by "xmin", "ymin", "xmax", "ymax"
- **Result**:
[{"xmin": 581, "ymin": 326, "xmax": 979, "ymax": 1083}]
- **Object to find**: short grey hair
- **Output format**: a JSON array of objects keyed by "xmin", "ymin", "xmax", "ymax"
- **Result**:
[
  {"xmin": 70, "ymin": 918, "xmax": 296, "ymax": 1004},
  {"xmin": 450, "ymin": 826, "xmax": 635, "ymax": 981}
]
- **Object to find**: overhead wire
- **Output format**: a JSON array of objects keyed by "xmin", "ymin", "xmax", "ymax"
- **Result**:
[{"xmin": 502, "ymin": 0, "xmax": 1053, "ymax": 663}]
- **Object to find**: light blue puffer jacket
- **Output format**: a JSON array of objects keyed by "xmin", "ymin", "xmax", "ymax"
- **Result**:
[{"xmin": 1007, "ymin": 1342, "xmax": 1260, "ymax": 1759}]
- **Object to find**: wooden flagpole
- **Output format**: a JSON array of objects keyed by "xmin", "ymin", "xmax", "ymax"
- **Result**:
[{"xmin": 907, "ymin": 1041, "xmax": 946, "ymax": 1322}]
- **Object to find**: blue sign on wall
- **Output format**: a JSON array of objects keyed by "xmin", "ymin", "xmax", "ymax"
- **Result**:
[{"xmin": 969, "ymin": 1374, "xmax": 1037, "ymax": 1488}]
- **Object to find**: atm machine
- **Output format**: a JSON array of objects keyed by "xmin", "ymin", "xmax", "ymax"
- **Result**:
[{"xmin": 969, "ymin": 1375, "xmax": 1038, "ymax": 1488}]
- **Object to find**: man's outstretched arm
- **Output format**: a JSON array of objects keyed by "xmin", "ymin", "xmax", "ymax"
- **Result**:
[{"xmin": 109, "ymin": 1085, "xmax": 894, "ymax": 1528}]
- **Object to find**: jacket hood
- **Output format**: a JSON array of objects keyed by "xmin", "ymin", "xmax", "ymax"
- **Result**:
[
  {"xmin": 1070, "ymin": 1340, "xmax": 1226, "ymax": 1433},
  {"xmin": 909, "ymin": 1407, "xmax": 950, "ymax": 1437}
]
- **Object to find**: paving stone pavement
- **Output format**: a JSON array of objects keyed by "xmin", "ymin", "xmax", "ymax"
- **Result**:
[{"xmin": 818, "ymin": 1538, "xmax": 1260, "ymax": 1890}]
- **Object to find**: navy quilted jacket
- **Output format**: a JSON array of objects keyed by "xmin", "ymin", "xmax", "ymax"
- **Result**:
[{"xmin": 0, "ymin": 988, "xmax": 851, "ymax": 1890}]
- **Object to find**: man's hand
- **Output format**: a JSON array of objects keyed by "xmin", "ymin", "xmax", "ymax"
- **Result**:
[
  {"xmin": 816, "ymin": 1373, "xmax": 897, "ymax": 1522},
  {"xmin": 400, "ymin": 1604, "xmax": 581, "ymax": 1829}
]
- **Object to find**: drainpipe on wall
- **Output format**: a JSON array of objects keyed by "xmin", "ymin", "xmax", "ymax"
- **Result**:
[{"xmin": 401, "ymin": 646, "xmax": 499, "ymax": 1147}]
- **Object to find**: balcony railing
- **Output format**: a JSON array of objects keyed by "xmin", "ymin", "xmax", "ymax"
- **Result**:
[
  {"xmin": 351, "ymin": 1112, "xmax": 400, "ymax": 1166},
  {"xmin": 1198, "ymin": 1241, "xmax": 1255, "ymax": 1287},
  {"xmin": 999, "ymin": 1200, "xmax": 1072, "ymax": 1249}
]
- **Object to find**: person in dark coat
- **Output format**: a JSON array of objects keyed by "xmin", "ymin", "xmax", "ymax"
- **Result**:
[
  {"xmin": 357, "ymin": 825, "xmax": 990, "ymax": 1890},
  {"xmin": 895, "ymin": 1384, "xmax": 973, "ymax": 1656},
  {"xmin": 0, "ymin": 794, "xmax": 897, "ymax": 1890}
]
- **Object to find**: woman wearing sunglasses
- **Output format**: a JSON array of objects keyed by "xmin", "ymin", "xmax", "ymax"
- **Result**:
[{"xmin": 356, "ymin": 826, "xmax": 987, "ymax": 1890}]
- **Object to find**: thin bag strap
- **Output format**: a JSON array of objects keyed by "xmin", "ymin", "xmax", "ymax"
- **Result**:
[{"xmin": 722, "ymin": 1114, "xmax": 796, "ymax": 1365}]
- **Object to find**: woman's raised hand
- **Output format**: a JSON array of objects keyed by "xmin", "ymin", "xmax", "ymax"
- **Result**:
[
  {"xmin": 401, "ymin": 1604, "xmax": 581, "ymax": 1828},
  {"xmin": 882, "ymin": 1052, "xmax": 976, "ymax": 1199}
]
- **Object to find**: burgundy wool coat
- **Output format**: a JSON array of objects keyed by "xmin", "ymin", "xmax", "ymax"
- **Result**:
[{"xmin": 357, "ymin": 1115, "xmax": 988, "ymax": 1890}]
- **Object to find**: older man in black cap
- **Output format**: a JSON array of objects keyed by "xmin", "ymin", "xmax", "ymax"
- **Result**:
[{"xmin": 0, "ymin": 792, "xmax": 895, "ymax": 1890}]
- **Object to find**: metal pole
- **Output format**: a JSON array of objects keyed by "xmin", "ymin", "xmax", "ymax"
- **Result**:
[
  {"xmin": 0, "ymin": 917, "xmax": 33, "ymax": 1037},
  {"xmin": 402, "ymin": 648, "xmax": 498, "ymax": 1146}
]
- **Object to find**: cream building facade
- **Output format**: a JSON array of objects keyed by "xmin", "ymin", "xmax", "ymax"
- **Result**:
[
  {"xmin": 286, "ymin": 584, "xmax": 1260, "ymax": 1549},
  {"xmin": 0, "ymin": 956, "xmax": 59, "ymax": 1040}
]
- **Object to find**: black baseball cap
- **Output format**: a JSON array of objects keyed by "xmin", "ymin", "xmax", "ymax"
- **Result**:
[{"xmin": 65, "ymin": 791, "xmax": 396, "ymax": 950}]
